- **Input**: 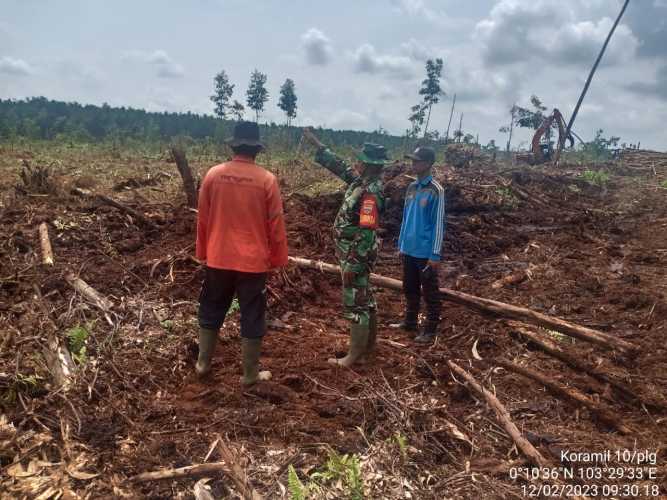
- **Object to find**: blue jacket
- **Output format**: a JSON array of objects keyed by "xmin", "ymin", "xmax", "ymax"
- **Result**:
[{"xmin": 398, "ymin": 175, "xmax": 446, "ymax": 261}]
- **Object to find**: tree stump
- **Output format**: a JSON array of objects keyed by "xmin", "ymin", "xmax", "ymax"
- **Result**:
[{"xmin": 171, "ymin": 147, "xmax": 198, "ymax": 209}]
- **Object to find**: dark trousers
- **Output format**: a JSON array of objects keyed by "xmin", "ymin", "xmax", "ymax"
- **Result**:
[
  {"xmin": 402, "ymin": 255, "xmax": 442, "ymax": 325},
  {"xmin": 198, "ymin": 267, "xmax": 267, "ymax": 338}
]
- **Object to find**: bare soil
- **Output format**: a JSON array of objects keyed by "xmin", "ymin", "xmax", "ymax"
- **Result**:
[{"xmin": 1, "ymin": 147, "xmax": 666, "ymax": 499}]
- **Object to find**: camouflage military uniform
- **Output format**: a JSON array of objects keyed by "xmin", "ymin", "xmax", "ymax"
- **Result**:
[{"xmin": 314, "ymin": 147, "xmax": 384, "ymax": 327}]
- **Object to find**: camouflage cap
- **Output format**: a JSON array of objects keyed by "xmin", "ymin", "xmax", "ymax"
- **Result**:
[{"xmin": 356, "ymin": 143, "xmax": 390, "ymax": 166}]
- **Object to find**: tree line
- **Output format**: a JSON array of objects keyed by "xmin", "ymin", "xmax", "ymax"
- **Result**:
[{"xmin": 0, "ymin": 97, "xmax": 405, "ymax": 151}]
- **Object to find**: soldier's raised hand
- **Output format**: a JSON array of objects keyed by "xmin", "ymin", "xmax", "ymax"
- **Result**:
[{"xmin": 303, "ymin": 127, "xmax": 324, "ymax": 149}]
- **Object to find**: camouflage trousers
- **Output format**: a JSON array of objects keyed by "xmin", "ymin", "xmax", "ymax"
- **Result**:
[{"xmin": 339, "ymin": 258, "xmax": 377, "ymax": 327}]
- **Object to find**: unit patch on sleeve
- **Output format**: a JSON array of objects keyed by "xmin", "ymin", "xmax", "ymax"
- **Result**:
[{"xmin": 359, "ymin": 194, "xmax": 379, "ymax": 229}]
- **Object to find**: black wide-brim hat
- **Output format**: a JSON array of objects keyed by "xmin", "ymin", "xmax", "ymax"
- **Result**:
[{"xmin": 225, "ymin": 121, "xmax": 265, "ymax": 149}]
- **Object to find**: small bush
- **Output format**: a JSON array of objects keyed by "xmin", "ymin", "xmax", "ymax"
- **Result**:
[
  {"xmin": 393, "ymin": 432, "xmax": 408, "ymax": 460},
  {"xmin": 580, "ymin": 170, "xmax": 610, "ymax": 187},
  {"xmin": 66, "ymin": 325, "xmax": 90, "ymax": 364},
  {"xmin": 288, "ymin": 465, "xmax": 307, "ymax": 500},
  {"xmin": 495, "ymin": 186, "xmax": 519, "ymax": 207},
  {"xmin": 286, "ymin": 449, "xmax": 365, "ymax": 499},
  {"xmin": 1, "ymin": 374, "xmax": 44, "ymax": 404},
  {"xmin": 228, "ymin": 298, "xmax": 240, "ymax": 314}
]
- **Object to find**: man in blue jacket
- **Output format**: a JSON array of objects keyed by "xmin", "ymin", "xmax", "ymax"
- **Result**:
[{"xmin": 397, "ymin": 146, "xmax": 445, "ymax": 344}]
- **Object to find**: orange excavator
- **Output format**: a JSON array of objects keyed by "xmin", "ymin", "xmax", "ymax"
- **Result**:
[{"xmin": 529, "ymin": 108, "xmax": 574, "ymax": 164}]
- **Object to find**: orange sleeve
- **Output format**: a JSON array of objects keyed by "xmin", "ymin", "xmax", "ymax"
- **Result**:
[
  {"xmin": 266, "ymin": 176, "xmax": 288, "ymax": 268},
  {"xmin": 195, "ymin": 175, "xmax": 210, "ymax": 262}
]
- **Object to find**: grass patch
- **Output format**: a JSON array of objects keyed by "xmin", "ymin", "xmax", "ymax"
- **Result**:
[
  {"xmin": 228, "ymin": 297, "xmax": 240, "ymax": 315},
  {"xmin": 66, "ymin": 324, "xmax": 91, "ymax": 364},
  {"xmin": 495, "ymin": 186, "xmax": 519, "ymax": 208},
  {"xmin": 160, "ymin": 319, "xmax": 174, "ymax": 331},
  {"xmin": 580, "ymin": 169, "xmax": 610, "ymax": 187},
  {"xmin": 1, "ymin": 374, "xmax": 45, "ymax": 404},
  {"xmin": 287, "ymin": 449, "xmax": 365, "ymax": 499}
]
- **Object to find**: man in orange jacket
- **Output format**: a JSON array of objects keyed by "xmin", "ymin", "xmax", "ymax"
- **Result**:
[{"xmin": 195, "ymin": 121, "xmax": 288, "ymax": 385}]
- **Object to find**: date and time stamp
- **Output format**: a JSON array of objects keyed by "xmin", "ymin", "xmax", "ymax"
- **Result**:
[{"xmin": 510, "ymin": 448, "xmax": 663, "ymax": 497}]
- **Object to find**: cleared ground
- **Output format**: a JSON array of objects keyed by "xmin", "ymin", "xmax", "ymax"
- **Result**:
[{"xmin": 1, "ymin": 144, "xmax": 666, "ymax": 498}]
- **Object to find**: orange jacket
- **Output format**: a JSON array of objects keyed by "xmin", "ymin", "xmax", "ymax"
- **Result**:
[{"xmin": 196, "ymin": 155, "xmax": 288, "ymax": 273}]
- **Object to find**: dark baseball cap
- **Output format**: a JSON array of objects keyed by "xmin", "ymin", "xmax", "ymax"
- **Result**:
[{"xmin": 404, "ymin": 146, "xmax": 435, "ymax": 164}]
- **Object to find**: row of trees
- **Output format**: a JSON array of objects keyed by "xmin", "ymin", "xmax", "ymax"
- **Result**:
[{"xmin": 210, "ymin": 70, "xmax": 297, "ymax": 126}]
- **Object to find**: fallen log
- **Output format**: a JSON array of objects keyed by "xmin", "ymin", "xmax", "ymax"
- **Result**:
[
  {"xmin": 508, "ymin": 321, "xmax": 653, "ymax": 407},
  {"xmin": 71, "ymin": 187, "xmax": 159, "ymax": 230},
  {"xmin": 42, "ymin": 334, "xmax": 75, "ymax": 390},
  {"xmin": 491, "ymin": 269, "xmax": 527, "ymax": 289},
  {"xmin": 33, "ymin": 284, "xmax": 74, "ymax": 390},
  {"xmin": 113, "ymin": 172, "xmax": 171, "ymax": 192},
  {"xmin": 38, "ymin": 222, "xmax": 54, "ymax": 266},
  {"xmin": 65, "ymin": 273, "xmax": 113, "ymax": 312},
  {"xmin": 496, "ymin": 358, "xmax": 632, "ymax": 435},
  {"xmin": 127, "ymin": 462, "xmax": 229, "ymax": 483},
  {"xmin": 288, "ymin": 256, "xmax": 638, "ymax": 355},
  {"xmin": 447, "ymin": 361, "xmax": 548, "ymax": 468}
]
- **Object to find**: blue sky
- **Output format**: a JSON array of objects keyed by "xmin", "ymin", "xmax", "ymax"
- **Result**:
[{"xmin": 1, "ymin": 0, "xmax": 666, "ymax": 149}]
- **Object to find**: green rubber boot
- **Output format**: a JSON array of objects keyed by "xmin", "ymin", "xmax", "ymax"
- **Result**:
[
  {"xmin": 366, "ymin": 310, "xmax": 378, "ymax": 355},
  {"xmin": 196, "ymin": 328, "xmax": 218, "ymax": 377},
  {"xmin": 241, "ymin": 337, "xmax": 272, "ymax": 386},
  {"xmin": 328, "ymin": 323, "xmax": 369, "ymax": 368}
]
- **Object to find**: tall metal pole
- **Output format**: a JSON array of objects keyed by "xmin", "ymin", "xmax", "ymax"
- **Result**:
[
  {"xmin": 554, "ymin": 0, "xmax": 631, "ymax": 164},
  {"xmin": 445, "ymin": 93, "xmax": 456, "ymax": 143}
]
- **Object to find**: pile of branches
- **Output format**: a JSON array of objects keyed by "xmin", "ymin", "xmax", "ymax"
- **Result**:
[{"xmin": 444, "ymin": 144, "xmax": 481, "ymax": 168}]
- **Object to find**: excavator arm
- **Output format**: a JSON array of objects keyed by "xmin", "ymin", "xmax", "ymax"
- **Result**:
[{"xmin": 530, "ymin": 109, "xmax": 573, "ymax": 164}]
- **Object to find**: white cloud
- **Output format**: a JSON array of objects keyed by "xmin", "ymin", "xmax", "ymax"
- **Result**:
[
  {"xmin": 55, "ymin": 60, "xmax": 103, "ymax": 88},
  {"xmin": 400, "ymin": 38, "xmax": 433, "ymax": 61},
  {"xmin": 301, "ymin": 28, "xmax": 333, "ymax": 66},
  {"xmin": 626, "ymin": 64, "xmax": 667, "ymax": 99},
  {"xmin": 378, "ymin": 85, "xmax": 406, "ymax": 101},
  {"xmin": 122, "ymin": 49, "xmax": 184, "ymax": 78},
  {"xmin": 0, "ymin": 56, "xmax": 34, "ymax": 76},
  {"xmin": 474, "ymin": 0, "xmax": 639, "ymax": 67},
  {"xmin": 352, "ymin": 43, "xmax": 414, "ymax": 80},
  {"xmin": 392, "ymin": 0, "xmax": 449, "ymax": 26},
  {"xmin": 547, "ymin": 18, "xmax": 638, "ymax": 65}
]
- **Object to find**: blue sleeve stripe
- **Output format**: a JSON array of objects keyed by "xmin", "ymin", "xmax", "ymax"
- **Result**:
[
  {"xmin": 398, "ymin": 183, "xmax": 414, "ymax": 252},
  {"xmin": 431, "ymin": 180, "xmax": 445, "ymax": 256}
]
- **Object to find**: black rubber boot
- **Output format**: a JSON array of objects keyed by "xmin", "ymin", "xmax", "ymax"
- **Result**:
[
  {"xmin": 398, "ymin": 307, "xmax": 419, "ymax": 332},
  {"xmin": 241, "ymin": 337, "xmax": 272, "ymax": 386},
  {"xmin": 195, "ymin": 328, "xmax": 218, "ymax": 377},
  {"xmin": 414, "ymin": 322, "xmax": 438, "ymax": 344},
  {"xmin": 328, "ymin": 323, "xmax": 369, "ymax": 368},
  {"xmin": 367, "ymin": 310, "xmax": 378, "ymax": 355}
]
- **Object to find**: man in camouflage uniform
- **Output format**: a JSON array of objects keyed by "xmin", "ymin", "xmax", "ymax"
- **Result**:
[{"xmin": 303, "ymin": 128, "xmax": 389, "ymax": 367}]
